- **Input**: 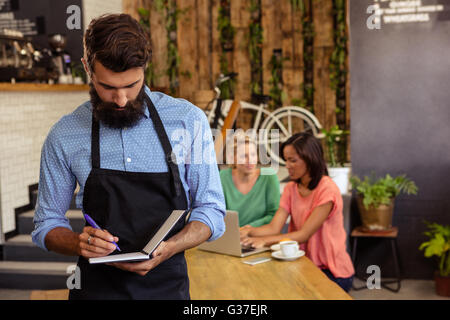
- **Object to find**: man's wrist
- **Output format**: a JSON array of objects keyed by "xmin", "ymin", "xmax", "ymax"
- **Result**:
[{"xmin": 45, "ymin": 227, "xmax": 81, "ymax": 256}]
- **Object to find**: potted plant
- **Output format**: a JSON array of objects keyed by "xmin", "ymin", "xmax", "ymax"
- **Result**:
[
  {"xmin": 419, "ymin": 221, "xmax": 450, "ymax": 297},
  {"xmin": 322, "ymin": 125, "xmax": 351, "ymax": 195},
  {"xmin": 70, "ymin": 61, "xmax": 86, "ymax": 84},
  {"xmin": 350, "ymin": 173, "xmax": 418, "ymax": 231}
]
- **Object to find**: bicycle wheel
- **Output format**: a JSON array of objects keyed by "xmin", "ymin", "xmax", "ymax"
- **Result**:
[{"xmin": 260, "ymin": 106, "xmax": 324, "ymax": 165}]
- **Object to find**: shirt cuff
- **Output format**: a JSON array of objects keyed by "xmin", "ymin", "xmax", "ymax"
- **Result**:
[
  {"xmin": 31, "ymin": 222, "xmax": 73, "ymax": 252},
  {"xmin": 188, "ymin": 208, "xmax": 225, "ymax": 242}
]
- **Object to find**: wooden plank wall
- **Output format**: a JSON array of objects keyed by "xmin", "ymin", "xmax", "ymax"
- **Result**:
[
  {"xmin": 177, "ymin": 0, "xmax": 198, "ymax": 100},
  {"xmin": 313, "ymin": 0, "xmax": 337, "ymax": 129},
  {"xmin": 231, "ymin": 0, "xmax": 251, "ymax": 102},
  {"xmin": 122, "ymin": 0, "xmax": 346, "ymax": 132},
  {"xmin": 281, "ymin": 1, "xmax": 304, "ymax": 106},
  {"xmin": 261, "ymin": 0, "xmax": 282, "ymax": 98}
]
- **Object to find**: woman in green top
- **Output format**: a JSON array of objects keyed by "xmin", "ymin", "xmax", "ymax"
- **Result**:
[{"xmin": 220, "ymin": 134, "xmax": 280, "ymax": 227}]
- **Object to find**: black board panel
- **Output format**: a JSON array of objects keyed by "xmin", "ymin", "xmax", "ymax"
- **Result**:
[
  {"xmin": 0, "ymin": 0, "xmax": 83, "ymax": 61},
  {"xmin": 349, "ymin": 0, "xmax": 450, "ymax": 278}
]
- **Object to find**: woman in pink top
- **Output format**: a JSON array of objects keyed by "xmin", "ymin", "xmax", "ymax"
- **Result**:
[{"xmin": 240, "ymin": 132, "xmax": 354, "ymax": 292}]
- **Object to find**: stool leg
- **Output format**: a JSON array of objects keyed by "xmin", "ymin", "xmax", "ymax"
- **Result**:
[
  {"xmin": 395, "ymin": 239, "xmax": 403, "ymax": 277},
  {"xmin": 351, "ymin": 237, "xmax": 357, "ymax": 264},
  {"xmin": 381, "ymin": 239, "xmax": 401, "ymax": 293},
  {"xmin": 391, "ymin": 239, "xmax": 401, "ymax": 292}
]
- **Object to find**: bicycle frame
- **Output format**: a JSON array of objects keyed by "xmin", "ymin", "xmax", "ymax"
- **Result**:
[{"xmin": 204, "ymin": 73, "xmax": 325, "ymax": 165}]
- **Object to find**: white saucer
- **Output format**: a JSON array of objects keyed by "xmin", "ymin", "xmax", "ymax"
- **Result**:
[{"xmin": 271, "ymin": 250, "xmax": 305, "ymax": 261}]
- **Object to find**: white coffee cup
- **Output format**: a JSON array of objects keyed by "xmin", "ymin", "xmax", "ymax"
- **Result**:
[{"xmin": 280, "ymin": 240, "xmax": 299, "ymax": 257}]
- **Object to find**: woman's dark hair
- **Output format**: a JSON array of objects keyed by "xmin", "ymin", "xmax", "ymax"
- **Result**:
[
  {"xmin": 83, "ymin": 13, "xmax": 151, "ymax": 73},
  {"xmin": 281, "ymin": 132, "xmax": 328, "ymax": 190}
]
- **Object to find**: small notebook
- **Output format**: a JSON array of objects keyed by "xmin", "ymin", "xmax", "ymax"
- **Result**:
[{"xmin": 89, "ymin": 209, "xmax": 186, "ymax": 264}]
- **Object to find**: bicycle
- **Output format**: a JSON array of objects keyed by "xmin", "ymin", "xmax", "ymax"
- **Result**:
[{"xmin": 204, "ymin": 73, "xmax": 324, "ymax": 165}]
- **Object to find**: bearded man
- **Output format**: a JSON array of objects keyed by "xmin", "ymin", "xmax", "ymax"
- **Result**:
[{"xmin": 32, "ymin": 13, "xmax": 225, "ymax": 300}]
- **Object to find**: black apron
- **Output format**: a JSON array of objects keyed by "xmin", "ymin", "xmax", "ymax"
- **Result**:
[{"xmin": 69, "ymin": 94, "xmax": 190, "ymax": 300}]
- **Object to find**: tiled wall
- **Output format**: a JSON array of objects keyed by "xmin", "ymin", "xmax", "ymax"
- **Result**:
[
  {"xmin": 82, "ymin": 0, "xmax": 123, "ymax": 31},
  {"xmin": 0, "ymin": 0, "xmax": 123, "ymax": 243},
  {"xmin": 0, "ymin": 92, "xmax": 89, "ymax": 242}
]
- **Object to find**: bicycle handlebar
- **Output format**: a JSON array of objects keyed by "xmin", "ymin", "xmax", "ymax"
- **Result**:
[
  {"xmin": 226, "ymin": 72, "xmax": 238, "ymax": 78},
  {"xmin": 215, "ymin": 72, "xmax": 239, "ymax": 86}
]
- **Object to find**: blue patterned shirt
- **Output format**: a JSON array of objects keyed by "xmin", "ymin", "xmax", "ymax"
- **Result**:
[{"xmin": 32, "ymin": 86, "xmax": 226, "ymax": 251}]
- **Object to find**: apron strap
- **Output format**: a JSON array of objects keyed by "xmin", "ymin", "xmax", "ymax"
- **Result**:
[
  {"xmin": 144, "ymin": 94, "xmax": 183, "ymax": 198},
  {"xmin": 91, "ymin": 115, "xmax": 100, "ymax": 169},
  {"xmin": 89, "ymin": 93, "xmax": 183, "ymax": 197}
]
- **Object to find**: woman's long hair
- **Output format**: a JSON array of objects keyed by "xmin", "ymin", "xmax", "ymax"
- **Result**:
[{"xmin": 281, "ymin": 132, "xmax": 328, "ymax": 189}]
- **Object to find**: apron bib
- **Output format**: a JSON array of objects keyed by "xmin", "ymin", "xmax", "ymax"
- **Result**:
[{"xmin": 69, "ymin": 94, "xmax": 189, "ymax": 300}]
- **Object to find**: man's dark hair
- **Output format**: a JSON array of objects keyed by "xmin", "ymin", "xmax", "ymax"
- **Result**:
[
  {"xmin": 83, "ymin": 13, "xmax": 151, "ymax": 73},
  {"xmin": 281, "ymin": 132, "xmax": 328, "ymax": 190}
]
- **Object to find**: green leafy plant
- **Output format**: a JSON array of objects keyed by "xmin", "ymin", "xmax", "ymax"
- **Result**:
[
  {"xmin": 137, "ymin": 7, "xmax": 157, "ymax": 87},
  {"xmin": 154, "ymin": 0, "xmax": 189, "ymax": 95},
  {"xmin": 218, "ymin": 2, "xmax": 235, "ymax": 51},
  {"xmin": 329, "ymin": 0, "xmax": 347, "ymax": 115},
  {"xmin": 350, "ymin": 173, "xmax": 418, "ymax": 209},
  {"xmin": 218, "ymin": 0, "xmax": 236, "ymax": 99},
  {"xmin": 248, "ymin": 0, "xmax": 263, "ymax": 100},
  {"xmin": 70, "ymin": 61, "xmax": 86, "ymax": 83},
  {"xmin": 268, "ymin": 49, "xmax": 287, "ymax": 111},
  {"xmin": 288, "ymin": 0, "xmax": 314, "ymax": 112},
  {"xmin": 321, "ymin": 125, "xmax": 349, "ymax": 167},
  {"xmin": 329, "ymin": 0, "xmax": 349, "ymax": 164},
  {"xmin": 419, "ymin": 221, "xmax": 450, "ymax": 277},
  {"xmin": 301, "ymin": 0, "xmax": 315, "ymax": 113},
  {"xmin": 290, "ymin": 0, "xmax": 305, "ymax": 12}
]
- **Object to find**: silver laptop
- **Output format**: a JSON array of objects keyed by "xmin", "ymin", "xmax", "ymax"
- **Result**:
[
  {"xmin": 89, "ymin": 210, "xmax": 186, "ymax": 264},
  {"xmin": 198, "ymin": 210, "xmax": 270, "ymax": 257}
]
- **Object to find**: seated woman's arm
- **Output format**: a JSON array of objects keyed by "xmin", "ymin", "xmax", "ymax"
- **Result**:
[
  {"xmin": 244, "ymin": 206, "xmax": 288, "ymax": 236},
  {"xmin": 241, "ymin": 201, "xmax": 333, "ymax": 248}
]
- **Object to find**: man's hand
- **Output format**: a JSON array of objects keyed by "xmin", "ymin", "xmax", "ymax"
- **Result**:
[
  {"xmin": 78, "ymin": 226, "xmax": 119, "ymax": 258},
  {"xmin": 107, "ymin": 240, "xmax": 175, "ymax": 276},
  {"xmin": 107, "ymin": 220, "xmax": 211, "ymax": 276}
]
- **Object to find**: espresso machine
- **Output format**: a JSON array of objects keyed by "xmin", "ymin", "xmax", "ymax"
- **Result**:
[
  {"xmin": 0, "ymin": 29, "xmax": 58, "ymax": 82},
  {"xmin": 48, "ymin": 33, "xmax": 72, "ymax": 81}
]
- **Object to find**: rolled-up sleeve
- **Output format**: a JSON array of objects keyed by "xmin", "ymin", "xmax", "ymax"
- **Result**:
[
  {"xmin": 31, "ymin": 126, "xmax": 76, "ymax": 251},
  {"xmin": 184, "ymin": 110, "xmax": 226, "ymax": 241}
]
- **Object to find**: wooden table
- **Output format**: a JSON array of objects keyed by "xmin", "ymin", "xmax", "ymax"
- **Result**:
[
  {"xmin": 185, "ymin": 248, "xmax": 352, "ymax": 300},
  {"xmin": 30, "ymin": 249, "xmax": 352, "ymax": 300}
]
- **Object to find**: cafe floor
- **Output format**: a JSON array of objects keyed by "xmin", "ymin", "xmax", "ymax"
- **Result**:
[{"xmin": 0, "ymin": 279, "xmax": 448, "ymax": 300}]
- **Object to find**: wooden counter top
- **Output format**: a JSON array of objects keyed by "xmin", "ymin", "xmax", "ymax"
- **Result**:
[
  {"xmin": 185, "ymin": 248, "xmax": 353, "ymax": 300},
  {"xmin": 0, "ymin": 83, "xmax": 89, "ymax": 92},
  {"xmin": 30, "ymin": 248, "xmax": 353, "ymax": 300}
]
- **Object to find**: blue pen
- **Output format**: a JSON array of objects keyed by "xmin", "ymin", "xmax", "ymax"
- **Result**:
[{"xmin": 84, "ymin": 213, "xmax": 121, "ymax": 252}]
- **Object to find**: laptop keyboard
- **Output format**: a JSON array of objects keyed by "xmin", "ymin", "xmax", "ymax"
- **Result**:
[{"xmin": 241, "ymin": 246, "xmax": 256, "ymax": 253}]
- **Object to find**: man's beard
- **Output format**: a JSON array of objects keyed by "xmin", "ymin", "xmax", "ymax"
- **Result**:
[{"xmin": 89, "ymin": 83, "xmax": 146, "ymax": 129}]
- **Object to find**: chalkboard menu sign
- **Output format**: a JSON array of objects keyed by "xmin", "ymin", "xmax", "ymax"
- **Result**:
[
  {"xmin": 366, "ymin": 0, "xmax": 450, "ymax": 29},
  {"xmin": 0, "ymin": 0, "xmax": 83, "ymax": 61},
  {"xmin": 349, "ymin": 0, "xmax": 450, "ymax": 278}
]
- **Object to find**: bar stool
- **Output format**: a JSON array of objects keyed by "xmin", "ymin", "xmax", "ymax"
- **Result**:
[{"xmin": 351, "ymin": 226, "xmax": 402, "ymax": 292}]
